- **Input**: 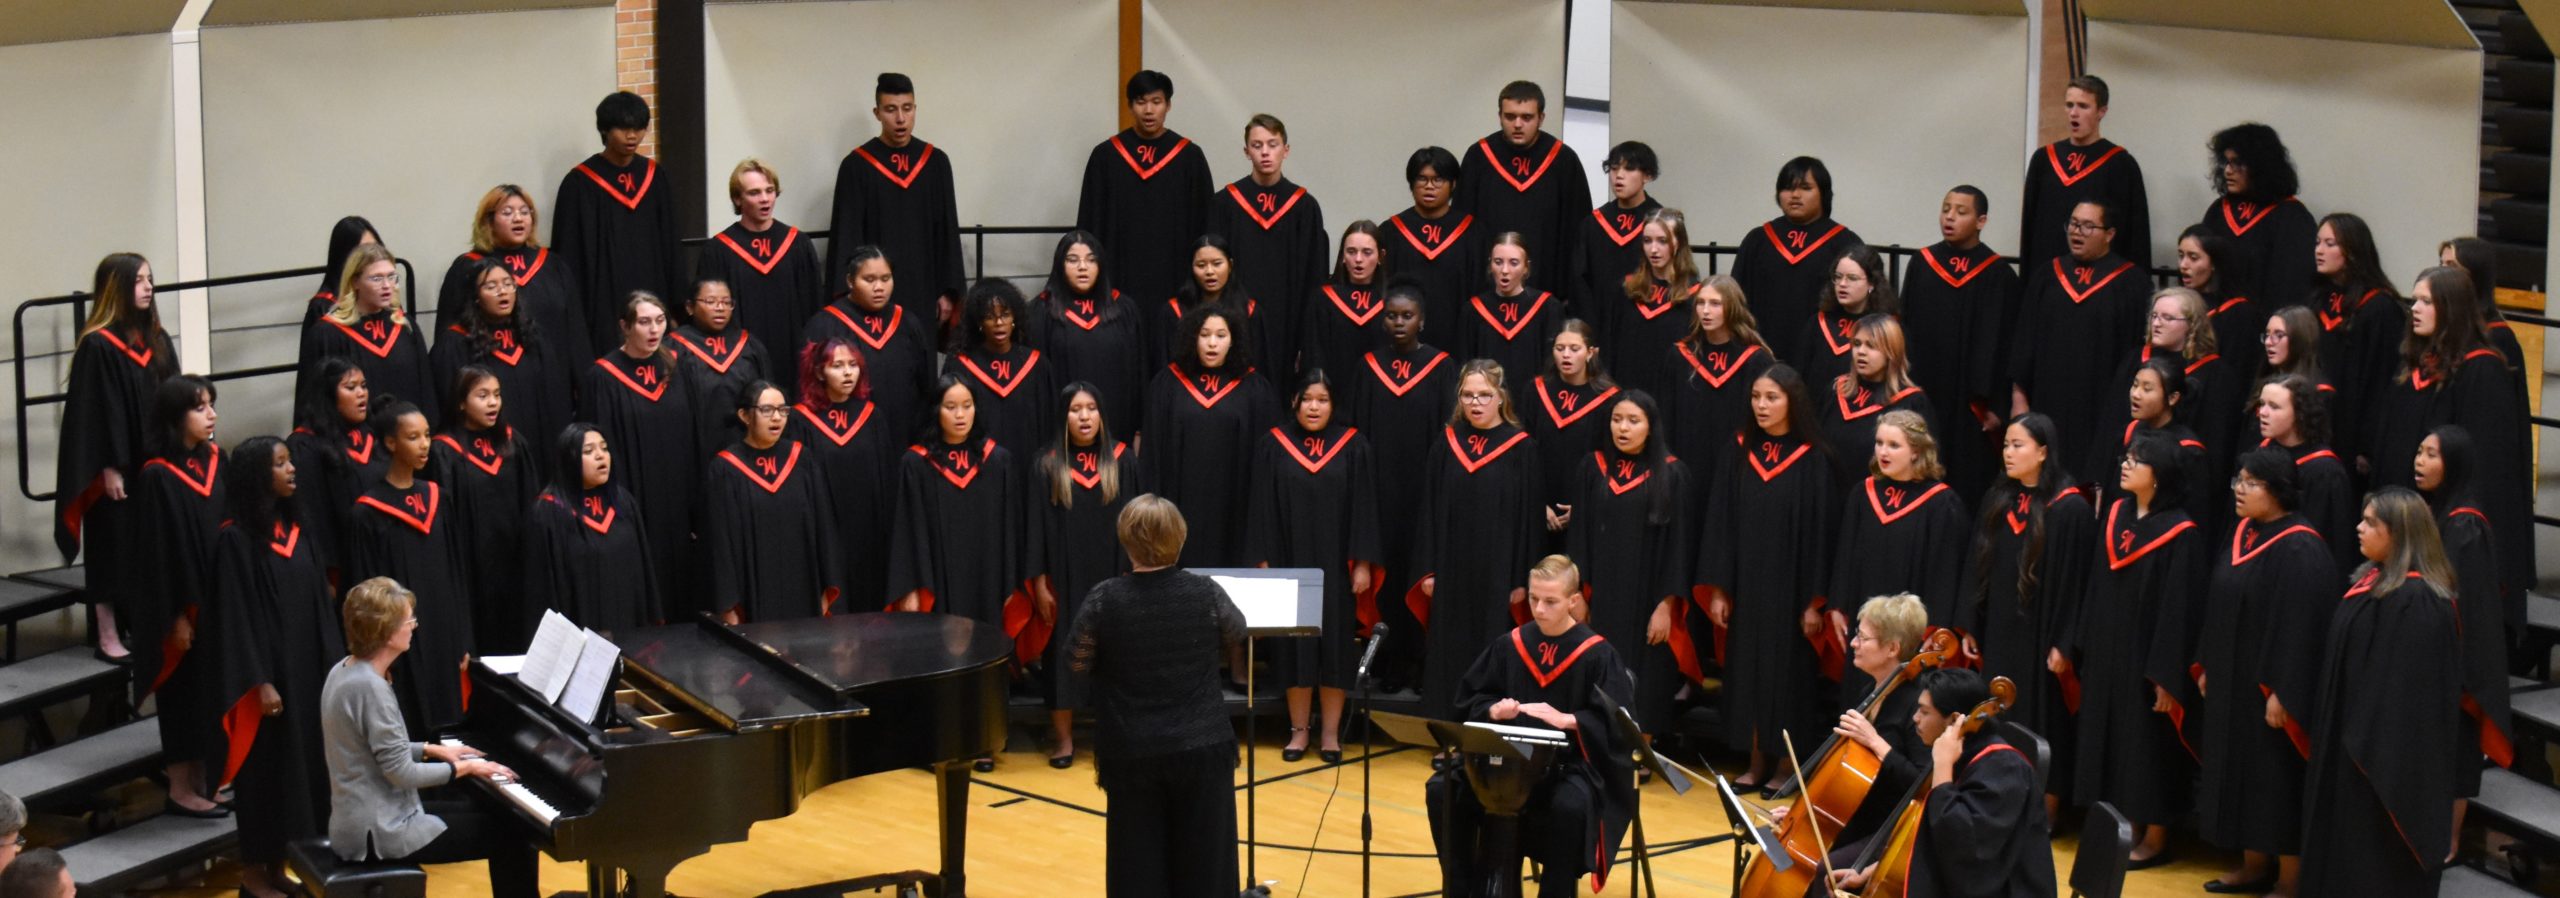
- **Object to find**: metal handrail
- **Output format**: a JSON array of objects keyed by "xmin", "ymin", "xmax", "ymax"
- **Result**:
[{"xmin": 677, "ymin": 224, "xmax": 1078, "ymax": 284}]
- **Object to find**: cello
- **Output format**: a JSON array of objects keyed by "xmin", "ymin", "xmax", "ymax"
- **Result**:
[
  {"xmin": 1853, "ymin": 676, "xmax": 2019, "ymax": 897},
  {"xmin": 1735, "ymin": 628, "xmax": 1960, "ymax": 898}
]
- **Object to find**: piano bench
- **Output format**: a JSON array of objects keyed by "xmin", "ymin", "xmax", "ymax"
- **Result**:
[{"xmin": 285, "ymin": 839, "xmax": 427, "ymax": 898}]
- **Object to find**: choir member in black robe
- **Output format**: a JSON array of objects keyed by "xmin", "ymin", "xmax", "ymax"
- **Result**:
[
  {"xmin": 2255, "ymin": 375, "xmax": 2361, "ymax": 574},
  {"xmin": 1149, "ymin": 236, "xmax": 1266, "ymax": 376},
  {"xmin": 342, "ymin": 401, "xmax": 472, "ymax": 735},
  {"xmin": 1904, "ymin": 187, "xmax": 2022, "ymax": 501},
  {"xmin": 1076, "ymin": 70, "xmax": 1213, "ymax": 313},
  {"xmin": 829, "ymin": 74, "xmax": 964, "ymax": 330},
  {"xmin": 2010, "ymin": 200, "xmax": 2149, "ymax": 481},
  {"xmin": 2441, "ymin": 236, "xmax": 2530, "ymax": 403},
  {"xmin": 2068, "ymin": 431, "xmax": 2205, "ymax": 865},
  {"xmin": 889, "ymin": 381, "xmax": 1033, "ymax": 772},
  {"xmin": 2097, "ymin": 289, "xmax": 2241, "ymax": 503},
  {"xmin": 703, "ymin": 382, "xmax": 842, "ymax": 622},
  {"xmin": 806, "ymin": 247, "xmax": 937, "ymax": 443},
  {"xmin": 1565, "ymin": 391, "xmax": 1695, "ymax": 730},
  {"xmin": 132, "ymin": 376, "xmax": 226, "ymax": 815},
  {"xmin": 1831, "ymin": 668, "xmax": 2059, "ymax": 898},
  {"xmin": 1029, "ymin": 232, "xmax": 1150, "ymax": 434},
  {"xmin": 1528, "ymin": 321, "xmax": 1622, "ymax": 552},
  {"xmin": 432, "ymin": 186, "xmax": 588, "ymax": 376},
  {"xmin": 1817, "ymin": 315, "xmax": 1934, "ymax": 484},
  {"xmin": 2087, "ymin": 357, "xmax": 2210, "ymax": 523},
  {"xmin": 2199, "ymin": 124, "xmax": 2316, "ymax": 316},
  {"xmin": 1667, "ymin": 276, "xmax": 1774, "ymax": 507},
  {"xmin": 1297, "ymin": 221, "xmax": 1390, "ymax": 378},
  {"xmin": 1138, "ymin": 306, "xmax": 1275, "ymax": 567},
  {"xmin": 522, "ymin": 425, "xmax": 660, "ymax": 633},
  {"xmin": 1734, "ymin": 157, "xmax": 1863, "ymax": 355},
  {"xmin": 207, "ymin": 436, "xmax": 344, "ymax": 898},
  {"xmin": 699, "ymin": 160, "xmax": 826, "ymax": 368},
  {"xmin": 302, "ymin": 216, "xmax": 380, "ymax": 340},
  {"xmin": 1603, "ymin": 210, "xmax": 1702, "ymax": 402},
  {"xmin": 1208, "ymin": 114, "xmax": 1327, "ymax": 376},
  {"xmin": 302, "ymin": 245, "xmax": 437, "ymax": 429},
  {"xmin": 285, "ymin": 359, "xmax": 382, "ymax": 578},
  {"xmin": 1697, "ymin": 365, "xmax": 1840, "ymax": 785},
  {"xmin": 1460, "ymin": 81, "xmax": 1591, "ymax": 313},
  {"xmin": 1425, "ymin": 557, "xmax": 1636, "ymax": 898},
  {"xmin": 788, "ymin": 339, "xmax": 895, "ymax": 612},
  {"xmin": 1026, "ymin": 384, "xmax": 1132, "ymax": 767},
  {"xmin": 578, "ymin": 294, "xmax": 697, "ymax": 612},
  {"xmin": 553, "ymin": 91, "xmax": 683, "ymax": 355},
  {"xmin": 1830, "ymin": 411, "xmax": 1970, "ymax": 705},
  {"xmin": 430, "ymin": 257, "xmax": 572, "ymax": 454},
  {"xmin": 54, "ymin": 253, "xmax": 174, "ymax": 663},
  {"xmin": 2376, "ymin": 267, "xmax": 2534, "ymax": 609},
  {"xmin": 2194, "ymin": 449, "xmax": 2340, "ymax": 895},
  {"xmin": 1244, "ymin": 373, "xmax": 1384, "ymax": 762},
  {"xmin": 1384, "ymin": 146, "xmax": 1485, "ymax": 347},
  {"xmin": 1762, "ymin": 594, "xmax": 1933, "ymax": 861},
  {"xmin": 1963, "ymin": 414, "xmax": 2094, "ymax": 810},
  {"xmin": 2177, "ymin": 226, "xmax": 2262, "ymax": 382},
  {"xmin": 429, "ymin": 368, "xmax": 539, "ymax": 652},
  {"xmin": 2305, "ymin": 213, "xmax": 2403, "ymax": 469},
  {"xmin": 1457, "ymin": 233, "xmax": 1563, "ymax": 389},
  {"xmin": 1796, "ymin": 245, "xmax": 1900, "ymax": 391},
  {"xmin": 670, "ymin": 278, "xmax": 773, "ymax": 462},
  {"xmin": 2415, "ymin": 427, "xmax": 2517, "ymax": 809},
  {"xmin": 1340, "ymin": 287, "xmax": 1456, "ymax": 681},
  {"xmin": 1574, "ymin": 142, "xmax": 1662, "ymax": 319},
  {"xmin": 946, "ymin": 279, "xmax": 1058, "ymax": 459},
  {"xmin": 1407, "ymin": 361, "xmax": 1544, "ymax": 725},
  {"xmin": 2256, "ymin": 304, "xmax": 2331, "ymax": 391},
  {"xmin": 2020, "ymin": 76, "xmax": 2151, "ymax": 273},
  {"xmin": 2300, "ymin": 490, "xmax": 2462, "ymax": 897}
]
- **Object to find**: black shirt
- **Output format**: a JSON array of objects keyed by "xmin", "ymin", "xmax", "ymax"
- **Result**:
[{"xmin": 1068, "ymin": 567, "xmax": 1248, "ymax": 765}]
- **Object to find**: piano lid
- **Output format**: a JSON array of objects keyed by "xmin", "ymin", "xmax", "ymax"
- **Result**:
[
  {"xmin": 615, "ymin": 614, "xmax": 1012, "ymax": 733},
  {"xmin": 729, "ymin": 613, "xmax": 1013, "ymax": 695}
]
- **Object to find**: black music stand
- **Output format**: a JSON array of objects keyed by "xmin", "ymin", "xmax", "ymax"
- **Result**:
[
  {"xmin": 1594, "ymin": 692, "xmax": 1682, "ymax": 898},
  {"xmin": 1195, "ymin": 568, "xmax": 1324, "ymax": 892},
  {"xmin": 1713, "ymin": 771, "xmax": 1789, "ymax": 898},
  {"xmin": 1373, "ymin": 711, "xmax": 1552, "ymax": 898}
]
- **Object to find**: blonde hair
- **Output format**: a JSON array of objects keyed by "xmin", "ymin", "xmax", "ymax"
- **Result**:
[
  {"xmin": 1447, "ymin": 358, "xmax": 1523, "ymax": 427},
  {"xmin": 1872, "ymin": 409, "xmax": 1945, "ymax": 481},
  {"xmin": 1686, "ymin": 274, "xmax": 1769, "ymax": 353},
  {"xmin": 1622, "ymin": 208, "xmax": 1699, "ymax": 302},
  {"xmin": 1527, "ymin": 554, "xmax": 1583, "ymax": 592},
  {"xmin": 469, "ymin": 185, "xmax": 541, "ymax": 253},
  {"xmin": 342, "ymin": 577, "xmax": 416, "ymax": 657},
  {"xmin": 727, "ymin": 158, "xmax": 781, "ymax": 212},
  {"xmin": 1834, "ymin": 314, "xmax": 1914, "ymax": 396},
  {"xmin": 2151, "ymin": 286, "xmax": 2218, "ymax": 359},
  {"xmin": 327, "ymin": 244, "xmax": 406, "ymax": 328},
  {"xmin": 1118, "ymin": 493, "xmax": 1188, "ymax": 568},
  {"xmin": 1858, "ymin": 593, "xmax": 1928, "ymax": 661}
]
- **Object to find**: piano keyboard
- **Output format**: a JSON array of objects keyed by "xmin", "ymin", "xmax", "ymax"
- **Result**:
[{"xmin": 442, "ymin": 738, "xmax": 562, "ymax": 826}]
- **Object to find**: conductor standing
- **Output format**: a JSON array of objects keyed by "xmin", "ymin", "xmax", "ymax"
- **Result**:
[{"xmin": 1066, "ymin": 494, "xmax": 1249, "ymax": 897}]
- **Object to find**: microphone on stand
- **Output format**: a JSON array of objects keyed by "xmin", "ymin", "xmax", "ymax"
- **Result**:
[
  {"xmin": 1356, "ymin": 622, "xmax": 1388, "ymax": 685},
  {"xmin": 1354, "ymin": 621, "xmax": 1389, "ymax": 898}
]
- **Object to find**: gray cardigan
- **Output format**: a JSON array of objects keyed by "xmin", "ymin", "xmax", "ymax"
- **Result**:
[{"xmin": 321, "ymin": 658, "xmax": 455, "ymax": 859}]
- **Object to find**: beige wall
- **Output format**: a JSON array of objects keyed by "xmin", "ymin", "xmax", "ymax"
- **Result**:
[
  {"xmin": 2089, "ymin": 21, "xmax": 2480, "ymax": 284},
  {"xmin": 1611, "ymin": 2, "xmax": 2030, "ymax": 255}
]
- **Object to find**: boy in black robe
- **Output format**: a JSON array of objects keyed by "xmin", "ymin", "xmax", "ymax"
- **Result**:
[
  {"xmin": 1732, "ymin": 157, "xmax": 1861, "ymax": 355},
  {"xmin": 1901, "ymin": 185, "xmax": 2020, "ymax": 500},
  {"xmin": 827, "ymin": 73, "xmax": 964, "ymax": 330},
  {"xmin": 1383, "ymin": 147, "xmax": 1484, "ymax": 349},
  {"xmin": 2019, "ymin": 76, "xmax": 2151, "ymax": 273},
  {"xmin": 1207, "ymin": 114, "xmax": 1327, "ymax": 377},
  {"xmin": 2008, "ymin": 200, "xmax": 2149, "ymax": 480},
  {"xmin": 1832, "ymin": 668, "xmax": 2057, "ymax": 898},
  {"xmin": 1077, "ymin": 70, "xmax": 1214, "ymax": 314},
  {"xmin": 553, "ymin": 91, "xmax": 685, "ymax": 356},
  {"xmin": 700, "ymin": 160, "xmax": 825, "ymax": 371},
  {"xmin": 1426, "ymin": 556, "xmax": 1636, "ymax": 898},
  {"xmin": 1459, "ymin": 81, "xmax": 1590, "ymax": 312},
  {"xmin": 1574, "ymin": 142, "xmax": 1661, "ymax": 320}
]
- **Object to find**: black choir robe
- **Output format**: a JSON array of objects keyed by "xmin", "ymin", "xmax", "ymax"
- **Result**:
[
  {"xmin": 1816, "ymin": 379, "xmax": 1933, "ymax": 485},
  {"xmin": 1667, "ymin": 340, "xmax": 1772, "ymax": 508},
  {"xmin": 2204, "ymin": 290, "xmax": 2263, "ymax": 381},
  {"xmin": 2068, "ymin": 498, "xmax": 2203, "ymax": 826},
  {"xmin": 1076, "ymin": 129, "xmax": 1214, "ymax": 310},
  {"xmin": 1147, "ymin": 295, "xmax": 1263, "ymax": 378},
  {"xmin": 1698, "ymin": 431, "xmax": 1839, "ymax": 755},
  {"xmin": 1733, "ymin": 216, "xmax": 1861, "ymax": 355},
  {"xmin": 828, "ymin": 137, "xmax": 965, "ymax": 323},
  {"xmin": 1829, "ymin": 476, "xmax": 1970, "ymax": 702},
  {"xmin": 788, "ymin": 398, "xmax": 895, "ymax": 612},
  {"xmin": 521, "ymin": 485, "xmax": 659, "ymax": 634},
  {"xmin": 1899, "ymin": 732, "xmax": 2059, "ymax": 898},
  {"xmin": 284, "ymin": 424, "xmax": 383, "ymax": 576},
  {"xmin": 1901, "ymin": 242, "xmax": 2021, "ymax": 500},
  {"xmin": 1296, "ymin": 280, "xmax": 1388, "ymax": 379},
  {"xmin": 1243, "ymin": 425, "xmax": 1385, "ymax": 689},
  {"xmin": 1965, "ymin": 485, "xmax": 2097, "ymax": 798},
  {"xmin": 1574, "ymin": 199, "xmax": 1660, "ymax": 319},
  {"xmin": 697, "ymin": 221, "xmax": 827, "ymax": 372},
  {"xmin": 1029, "ymin": 289, "xmax": 1149, "ymax": 435},
  {"xmin": 669, "ymin": 323, "xmax": 772, "ymax": 463},
  {"xmin": 2441, "ymin": 505, "xmax": 2515, "ymax": 798},
  {"xmin": 52, "ymin": 327, "xmax": 167, "ymax": 583},
  {"xmin": 433, "ymin": 246, "xmax": 590, "ymax": 379},
  {"xmin": 1792, "ymin": 308, "xmax": 1871, "ymax": 391},
  {"xmin": 428, "ymin": 427, "xmax": 539, "ymax": 652},
  {"xmin": 945, "ymin": 344, "xmax": 1059, "ymax": 461},
  {"xmin": 302, "ymin": 310, "xmax": 437, "ymax": 427},
  {"xmin": 207, "ymin": 517, "xmax": 343, "ymax": 865},
  {"xmin": 1381, "ymin": 207, "xmax": 1485, "ymax": 348},
  {"xmin": 578, "ymin": 352, "xmax": 699, "ymax": 608},
  {"xmin": 1209, "ymin": 177, "xmax": 1327, "ymax": 376},
  {"xmin": 1407, "ymin": 423, "xmax": 1544, "ymax": 720},
  {"xmin": 2310, "ymin": 284, "xmax": 2405, "ymax": 466},
  {"xmin": 1459, "ymin": 132, "xmax": 1590, "ymax": 305},
  {"xmin": 1025, "ymin": 441, "xmax": 1132, "ymax": 709},
  {"xmin": 803, "ymin": 300, "xmax": 937, "ymax": 444},
  {"xmin": 1137, "ymin": 363, "xmax": 1275, "ymax": 567},
  {"xmin": 2009, "ymin": 255, "xmax": 2149, "ymax": 478},
  {"xmin": 1341, "ymin": 345, "xmax": 1458, "ymax": 634},
  {"xmin": 1456, "ymin": 288, "xmax": 1563, "ymax": 392},
  {"xmin": 1603, "ymin": 281, "xmax": 1698, "ymax": 403},
  {"xmin": 2274, "ymin": 440, "xmax": 2363, "ymax": 576},
  {"xmin": 1426, "ymin": 622, "xmax": 1637, "ymax": 897},
  {"xmin": 2104, "ymin": 346, "xmax": 2244, "ymax": 511},
  {"xmin": 1526, "ymin": 376, "xmax": 1621, "ymax": 521},
  {"xmin": 887, "ymin": 438, "xmax": 1036, "ymax": 656},
  {"xmin": 704, "ymin": 439, "xmax": 842, "ymax": 620},
  {"xmin": 345, "ymin": 479, "xmax": 474, "ymax": 734},
  {"xmin": 430, "ymin": 322, "xmax": 572, "ymax": 457},
  {"xmin": 2378, "ymin": 350, "xmax": 2536, "ymax": 610},
  {"xmin": 1567, "ymin": 451, "xmax": 1697, "ymax": 729},
  {"xmin": 2300, "ymin": 570, "xmax": 2462, "ymax": 898},
  {"xmin": 133, "ymin": 443, "xmax": 225, "ymax": 778},
  {"xmin": 2199, "ymin": 196, "xmax": 2317, "ymax": 318},
  {"xmin": 2019, "ymin": 139, "xmax": 2152, "ymax": 272},
  {"xmin": 2087, "ymin": 420, "xmax": 2210, "ymax": 529},
  {"xmin": 553, "ymin": 153, "xmax": 684, "ymax": 355},
  {"xmin": 2194, "ymin": 516, "xmax": 2337, "ymax": 854}
]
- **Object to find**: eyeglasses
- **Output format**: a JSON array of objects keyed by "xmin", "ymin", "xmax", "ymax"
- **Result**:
[
  {"xmin": 365, "ymin": 274, "xmax": 401, "ymax": 286},
  {"xmin": 2068, "ymin": 220, "xmax": 2108, "ymax": 233},
  {"xmin": 1459, "ymin": 392, "xmax": 1499, "ymax": 403},
  {"xmin": 2261, "ymin": 331, "xmax": 2289, "ymax": 343},
  {"xmin": 750, "ymin": 405, "xmax": 790, "ymax": 417},
  {"xmin": 1414, "ymin": 176, "xmax": 1451, "ymax": 186},
  {"xmin": 2231, "ymin": 475, "xmax": 2262, "ymax": 492},
  {"xmin": 2148, "ymin": 312, "xmax": 2191, "ymax": 323},
  {"xmin": 694, "ymin": 297, "xmax": 734, "ymax": 309}
]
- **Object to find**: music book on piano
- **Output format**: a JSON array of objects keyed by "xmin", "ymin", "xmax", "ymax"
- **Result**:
[
  {"xmin": 559, "ymin": 632, "xmax": 621, "ymax": 725},
  {"xmin": 521, "ymin": 610, "xmax": 586, "ymax": 703}
]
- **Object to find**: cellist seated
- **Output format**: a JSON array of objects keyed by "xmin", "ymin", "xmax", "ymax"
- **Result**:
[
  {"xmin": 1829, "ymin": 668, "xmax": 2057, "ymax": 897},
  {"xmin": 1765, "ymin": 593, "xmax": 1932, "ymax": 889},
  {"xmin": 1425, "ymin": 556, "xmax": 1638, "ymax": 898}
]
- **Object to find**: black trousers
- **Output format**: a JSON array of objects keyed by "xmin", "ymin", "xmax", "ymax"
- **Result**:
[
  {"xmin": 1100, "ymin": 744, "xmax": 1238, "ymax": 898},
  {"xmin": 386, "ymin": 799, "xmax": 540, "ymax": 898},
  {"xmin": 1426, "ymin": 767, "xmax": 1596, "ymax": 898}
]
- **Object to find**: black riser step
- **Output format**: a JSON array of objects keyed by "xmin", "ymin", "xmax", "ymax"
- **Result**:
[
  {"xmin": 0, "ymin": 719, "xmax": 160, "ymax": 809},
  {"xmin": 2492, "ymin": 152, "xmax": 2552, "ymax": 197},
  {"xmin": 2499, "ymin": 107, "xmax": 2554, "ymax": 153},
  {"xmin": 2500, "ymin": 58, "xmax": 2555, "ymax": 106},
  {"xmin": 2493, "ymin": 243, "xmax": 2545, "ymax": 290},
  {"xmin": 60, "ymin": 812, "xmax": 236, "ymax": 893},
  {"xmin": 2491, "ymin": 198, "xmax": 2549, "ymax": 246},
  {"xmin": 2506, "ymin": 11, "xmax": 2553, "ymax": 61}
]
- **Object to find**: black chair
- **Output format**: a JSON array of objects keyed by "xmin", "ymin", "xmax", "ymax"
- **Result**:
[
  {"xmin": 284, "ymin": 838, "xmax": 426, "ymax": 898},
  {"xmin": 2069, "ymin": 801, "xmax": 2132, "ymax": 898},
  {"xmin": 1998, "ymin": 720, "xmax": 2052, "ymax": 799}
]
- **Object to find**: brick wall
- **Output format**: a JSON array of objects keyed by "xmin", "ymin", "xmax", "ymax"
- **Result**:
[{"xmin": 617, "ymin": 0, "xmax": 659, "ymax": 156}]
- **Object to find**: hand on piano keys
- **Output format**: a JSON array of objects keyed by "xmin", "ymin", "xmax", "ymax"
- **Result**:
[{"xmin": 440, "ymin": 738, "xmax": 555, "ymax": 825}]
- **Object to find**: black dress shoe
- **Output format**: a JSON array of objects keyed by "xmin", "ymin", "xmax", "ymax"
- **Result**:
[
  {"xmin": 2125, "ymin": 850, "xmax": 2175, "ymax": 871},
  {"xmin": 1319, "ymin": 749, "xmax": 1343, "ymax": 764},
  {"xmin": 972, "ymin": 756, "xmax": 996, "ymax": 773},
  {"xmin": 2201, "ymin": 876, "xmax": 2275, "ymax": 894},
  {"xmin": 1048, "ymin": 754, "xmax": 1074, "ymax": 770},
  {"xmin": 1282, "ymin": 746, "xmax": 1306, "ymax": 762},
  {"xmin": 94, "ymin": 648, "xmax": 132, "ymax": 665},
  {"xmin": 165, "ymin": 801, "xmax": 231, "ymax": 819}
]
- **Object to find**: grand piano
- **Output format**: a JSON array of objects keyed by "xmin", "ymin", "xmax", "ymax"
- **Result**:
[{"xmin": 447, "ymin": 612, "xmax": 1012, "ymax": 898}]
